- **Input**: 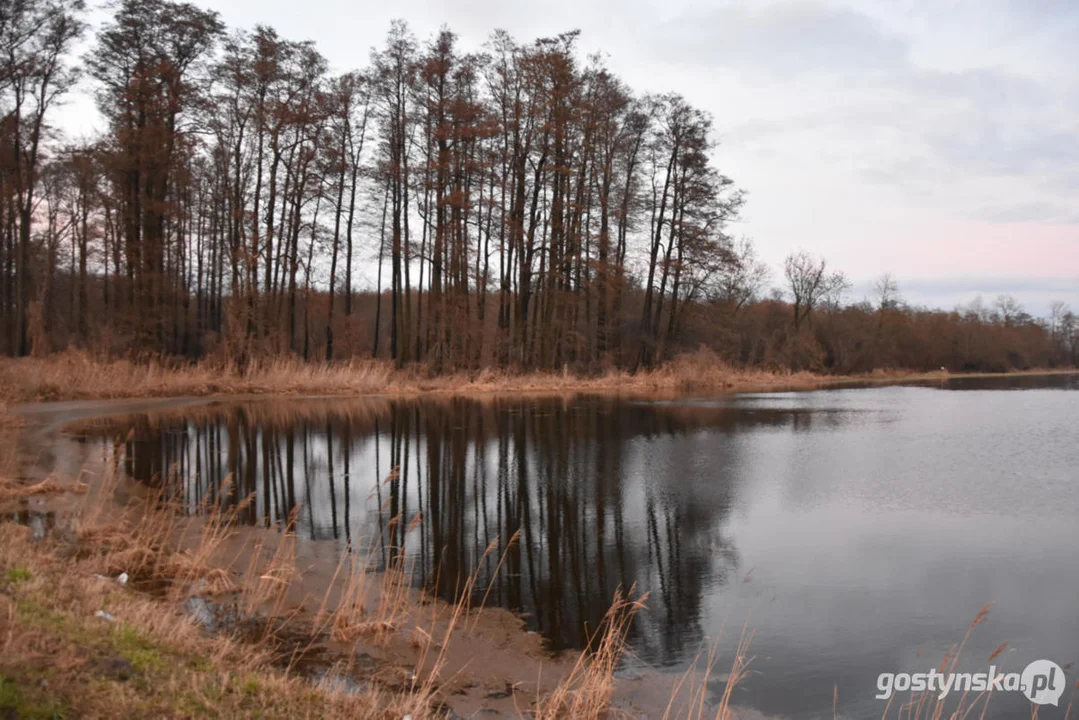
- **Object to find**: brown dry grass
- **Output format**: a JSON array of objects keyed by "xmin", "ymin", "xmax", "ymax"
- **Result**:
[
  {"xmin": 0, "ymin": 474, "xmax": 87, "ymax": 500},
  {"xmin": 0, "ymin": 421, "xmax": 451, "ymax": 717},
  {"xmin": 661, "ymin": 620, "xmax": 756, "ymax": 720},
  {"xmin": 0, "ymin": 522, "xmax": 433, "ymax": 719},
  {"xmin": 7, "ymin": 347, "xmax": 1065, "ymax": 405},
  {"xmin": 534, "ymin": 587, "xmax": 649, "ymax": 719},
  {"xmin": 0, "ymin": 347, "xmax": 772, "ymax": 402}
]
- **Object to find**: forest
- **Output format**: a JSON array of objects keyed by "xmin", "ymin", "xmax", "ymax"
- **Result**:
[{"xmin": 2, "ymin": 0, "xmax": 1076, "ymax": 375}]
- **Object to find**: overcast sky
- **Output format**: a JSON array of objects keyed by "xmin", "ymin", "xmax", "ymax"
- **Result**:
[{"xmin": 60, "ymin": 0, "xmax": 1079, "ymax": 316}]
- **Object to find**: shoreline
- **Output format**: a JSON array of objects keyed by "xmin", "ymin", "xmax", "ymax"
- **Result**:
[
  {"xmin": 7, "ymin": 366, "xmax": 1076, "ymax": 446},
  {"xmin": 4, "ymin": 351, "xmax": 1076, "ymax": 407}
]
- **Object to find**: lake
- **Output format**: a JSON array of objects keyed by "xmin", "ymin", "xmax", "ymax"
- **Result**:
[{"xmin": 80, "ymin": 374, "xmax": 1079, "ymax": 718}]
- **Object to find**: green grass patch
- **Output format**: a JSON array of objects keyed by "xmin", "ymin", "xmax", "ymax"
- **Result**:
[
  {"xmin": 15, "ymin": 597, "xmax": 174, "ymax": 677},
  {"xmin": 15, "ymin": 598, "xmax": 79, "ymax": 636},
  {"xmin": 0, "ymin": 675, "xmax": 70, "ymax": 719},
  {"xmin": 6, "ymin": 567, "xmax": 32, "ymax": 584},
  {"xmin": 112, "ymin": 625, "xmax": 165, "ymax": 673}
]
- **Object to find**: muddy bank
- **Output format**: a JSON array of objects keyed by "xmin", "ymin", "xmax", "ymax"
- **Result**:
[{"xmin": 6, "ymin": 395, "xmax": 760, "ymax": 719}]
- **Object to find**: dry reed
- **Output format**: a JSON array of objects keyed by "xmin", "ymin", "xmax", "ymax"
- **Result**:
[
  {"xmin": 534, "ymin": 586, "xmax": 649, "ymax": 719},
  {"xmin": 4, "ymin": 346, "xmax": 1039, "ymax": 405}
]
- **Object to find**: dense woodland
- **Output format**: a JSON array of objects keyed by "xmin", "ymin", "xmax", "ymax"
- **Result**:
[{"xmin": 2, "ymin": 0, "xmax": 1076, "ymax": 374}]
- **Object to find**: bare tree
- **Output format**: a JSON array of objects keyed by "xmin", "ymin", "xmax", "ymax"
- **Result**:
[
  {"xmin": 871, "ymin": 273, "xmax": 900, "ymax": 365},
  {"xmin": 0, "ymin": 0, "xmax": 85, "ymax": 355},
  {"xmin": 783, "ymin": 250, "xmax": 848, "ymax": 330},
  {"xmin": 994, "ymin": 295, "xmax": 1027, "ymax": 327},
  {"xmin": 714, "ymin": 237, "xmax": 769, "ymax": 311},
  {"xmin": 87, "ymin": 0, "xmax": 223, "ymax": 351},
  {"xmin": 1, "ymin": 10, "xmax": 1066, "ymax": 378}
]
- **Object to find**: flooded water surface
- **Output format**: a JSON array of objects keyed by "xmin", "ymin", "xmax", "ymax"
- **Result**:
[{"xmin": 80, "ymin": 374, "xmax": 1079, "ymax": 718}]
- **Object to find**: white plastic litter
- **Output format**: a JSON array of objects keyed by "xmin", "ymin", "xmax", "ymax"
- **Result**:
[
  {"xmin": 117, "ymin": 572, "xmax": 129, "ymax": 585},
  {"xmin": 94, "ymin": 610, "xmax": 117, "ymax": 622}
]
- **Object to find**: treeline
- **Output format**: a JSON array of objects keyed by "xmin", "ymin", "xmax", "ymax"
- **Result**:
[{"xmin": 2, "ymin": 0, "xmax": 1075, "ymax": 374}]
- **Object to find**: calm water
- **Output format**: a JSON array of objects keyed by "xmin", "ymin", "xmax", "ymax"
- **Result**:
[{"xmin": 85, "ymin": 374, "xmax": 1079, "ymax": 718}]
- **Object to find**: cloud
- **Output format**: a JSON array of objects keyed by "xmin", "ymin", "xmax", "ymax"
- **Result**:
[
  {"xmin": 855, "ymin": 70, "xmax": 1079, "ymax": 197},
  {"xmin": 654, "ymin": 1, "xmax": 908, "ymax": 75},
  {"xmin": 977, "ymin": 202, "xmax": 1079, "ymax": 226},
  {"xmin": 652, "ymin": 1, "xmax": 1079, "ymax": 233},
  {"xmin": 899, "ymin": 276, "xmax": 1079, "ymax": 296},
  {"xmin": 913, "ymin": 69, "xmax": 1079, "ymax": 176},
  {"xmin": 848, "ymin": 276, "xmax": 1079, "ymax": 318}
]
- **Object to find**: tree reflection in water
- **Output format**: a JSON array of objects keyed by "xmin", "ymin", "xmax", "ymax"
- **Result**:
[{"xmin": 96, "ymin": 395, "xmax": 833, "ymax": 665}]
